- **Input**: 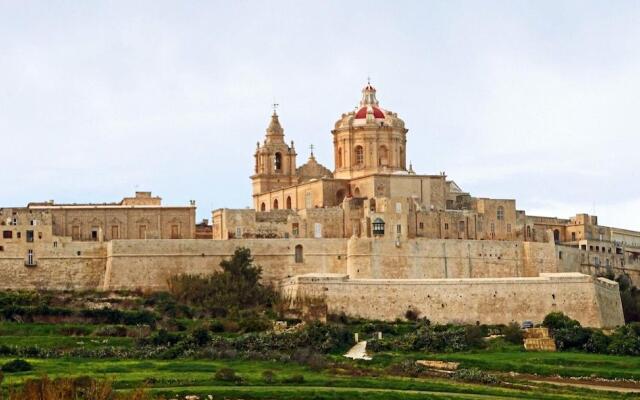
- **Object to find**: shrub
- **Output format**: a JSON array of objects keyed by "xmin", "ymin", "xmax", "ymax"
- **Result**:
[
  {"xmin": 387, "ymin": 360, "xmax": 427, "ymax": 378},
  {"xmin": 214, "ymin": 367, "xmax": 242, "ymax": 383},
  {"xmin": 209, "ymin": 319, "xmax": 225, "ymax": 333},
  {"xmin": 453, "ymin": 368, "xmax": 499, "ymax": 384},
  {"xmin": 291, "ymin": 347, "xmax": 326, "ymax": 371},
  {"xmin": 239, "ymin": 316, "xmax": 272, "ymax": 333},
  {"xmin": 405, "ymin": 308, "xmax": 420, "ymax": 321},
  {"xmin": 542, "ymin": 312, "xmax": 581, "ymax": 331},
  {"xmin": 502, "ymin": 322, "xmax": 524, "ymax": 345},
  {"xmin": 1, "ymin": 359, "xmax": 33, "ymax": 373},
  {"xmin": 150, "ymin": 329, "xmax": 181, "ymax": 346},
  {"xmin": 282, "ymin": 374, "xmax": 304, "ymax": 384},
  {"xmin": 94, "ymin": 325, "xmax": 128, "ymax": 337},
  {"xmin": 262, "ymin": 370, "xmax": 277, "ymax": 384},
  {"xmin": 190, "ymin": 327, "xmax": 212, "ymax": 347},
  {"xmin": 464, "ymin": 325, "xmax": 485, "ymax": 348}
]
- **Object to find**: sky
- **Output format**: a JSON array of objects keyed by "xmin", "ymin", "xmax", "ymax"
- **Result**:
[{"xmin": 0, "ymin": 1, "xmax": 639, "ymax": 229}]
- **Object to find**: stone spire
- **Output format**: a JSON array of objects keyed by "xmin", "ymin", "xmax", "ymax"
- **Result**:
[{"xmin": 265, "ymin": 110, "xmax": 284, "ymax": 143}]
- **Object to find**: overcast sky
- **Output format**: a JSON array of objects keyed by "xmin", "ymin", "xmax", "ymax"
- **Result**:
[{"xmin": 1, "ymin": 1, "xmax": 639, "ymax": 229}]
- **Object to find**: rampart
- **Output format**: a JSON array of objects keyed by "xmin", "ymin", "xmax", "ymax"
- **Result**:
[{"xmin": 281, "ymin": 272, "xmax": 625, "ymax": 328}]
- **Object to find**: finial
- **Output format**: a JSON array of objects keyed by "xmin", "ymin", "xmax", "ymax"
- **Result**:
[
  {"xmin": 367, "ymin": 75, "xmax": 371, "ymax": 85},
  {"xmin": 272, "ymin": 101, "xmax": 279, "ymax": 115},
  {"xmin": 309, "ymin": 144, "xmax": 315, "ymax": 157}
]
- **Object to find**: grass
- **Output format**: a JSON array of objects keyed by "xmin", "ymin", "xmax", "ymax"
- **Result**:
[{"xmin": 0, "ymin": 357, "xmax": 634, "ymax": 400}]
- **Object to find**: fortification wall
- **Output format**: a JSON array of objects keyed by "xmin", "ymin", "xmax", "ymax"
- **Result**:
[
  {"xmin": 346, "ymin": 238, "xmax": 558, "ymax": 279},
  {"xmin": 104, "ymin": 238, "xmax": 348, "ymax": 290},
  {"xmin": 282, "ymin": 272, "xmax": 625, "ymax": 328},
  {"xmin": 0, "ymin": 240, "xmax": 106, "ymax": 290}
]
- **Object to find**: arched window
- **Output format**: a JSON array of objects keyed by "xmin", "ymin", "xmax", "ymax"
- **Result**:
[
  {"xmin": 353, "ymin": 187, "xmax": 361, "ymax": 197},
  {"xmin": 337, "ymin": 148, "xmax": 342, "ymax": 168},
  {"xmin": 286, "ymin": 196, "xmax": 292, "ymax": 209},
  {"xmin": 260, "ymin": 202, "xmax": 266, "ymax": 211},
  {"xmin": 295, "ymin": 244, "xmax": 303, "ymax": 263},
  {"xmin": 526, "ymin": 225, "xmax": 531, "ymax": 239},
  {"xmin": 378, "ymin": 145, "xmax": 388, "ymax": 166},
  {"xmin": 336, "ymin": 189, "xmax": 345, "ymax": 204},
  {"xmin": 274, "ymin": 152, "xmax": 282, "ymax": 171},
  {"xmin": 497, "ymin": 206, "xmax": 505, "ymax": 221},
  {"xmin": 372, "ymin": 218, "xmax": 385, "ymax": 236},
  {"xmin": 554, "ymin": 229, "xmax": 560, "ymax": 243},
  {"xmin": 273, "ymin": 199, "xmax": 279, "ymax": 210},
  {"xmin": 354, "ymin": 145, "xmax": 364, "ymax": 166}
]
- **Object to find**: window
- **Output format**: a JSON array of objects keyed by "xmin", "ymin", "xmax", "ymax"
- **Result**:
[
  {"xmin": 286, "ymin": 196, "xmax": 292, "ymax": 209},
  {"xmin": 295, "ymin": 244, "xmax": 303, "ymax": 263},
  {"xmin": 139, "ymin": 225, "xmax": 147, "ymax": 239},
  {"xmin": 305, "ymin": 191, "xmax": 313, "ymax": 208},
  {"xmin": 11, "ymin": 217, "xmax": 17, "ymax": 226},
  {"xmin": 354, "ymin": 145, "xmax": 364, "ymax": 166},
  {"xmin": 26, "ymin": 249, "xmax": 34, "ymax": 266},
  {"xmin": 72, "ymin": 226, "xmax": 80, "ymax": 241},
  {"xmin": 314, "ymin": 223, "xmax": 322, "ymax": 238},
  {"xmin": 235, "ymin": 227, "xmax": 243, "ymax": 238},
  {"xmin": 372, "ymin": 218, "xmax": 385, "ymax": 236},
  {"xmin": 571, "ymin": 232, "xmax": 576, "ymax": 241},
  {"xmin": 507, "ymin": 224, "xmax": 511, "ymax": 233},
  {"xmin": 111, "ymin": 225, "xmax": 120, "ymax": 240},
  {"xmin": 0, "ymin": 246, "xmax": 3, "ymax": 251},
  {"xmin": 260, "ymin": 202, "xmax": 266, "ymax": 211},
  {"xmin": 337, "ymin": 148, "xmax": 342, "ymax": 168},
  {"xmin": 292, "ymin": 223, "xmax": 299, "ymax": 237},
  {"xmin": 395, "ymin": 202, "xmax": 402, "ymax": 214},
  {"xmin": 559, "ymin": 251, "xmax": 563, "ymax": 260},
  {"xmin": 273, "ymin": 199, "xmax": 279, "ymax": 210},
  {"xmin": 444, "ymin": 223, "xmax": 449, "ymax": 230},
  {"xmin": 17, "ymin": 232, "xmax": 21, "ymax": 239},
  {"xmin": 396, "ymin": 224, "xmax": 402, "ymax": 234},
  {"xmin": 38, "ymin": 232, "xmax": 42, "ymax": 240},
  {"xmin": 53, "ymin": 241, "xmax": 57, "ymax": 248},
  {"xmin": 274, "ymin": 152, "xmax": 282, "ymax": 171},
  {"xmin": 419, "ymin": 222, "xmax": 424, "ymax": 230},
  {"xmin": 26, "ymin": 230, "xmax": 34, "ymax": 243},
  {"xmin": 497, "ymin": 206, "xmax": 505, "ymax": 221},
  {"xmin": 91, "ymin": 230, "xmax": 98, "ymax": 241},
  {"xmin": 491, "ymin": 223, "xmax": 495, "ymax": 234},
  {"xmin": 171, "ymin": 224, "xmax": 180, "ymax": 239},
  {"xmin": 594, "ymin": 256, "xmax": 600, "ymax": 266},
  {"xmin": 526, "ymin": 226, "xmax": 531, "ymax": 238},
  {"xmin": 378, "ymin": 145, "xmax": 388, "ymax": 166},
  {"xmin": 2, "ymin": 231, "xmax": 12, "ymax": 239},
  {"xmin": 477, "ymin": 221, "xmax": 483, "ymax": 232}
]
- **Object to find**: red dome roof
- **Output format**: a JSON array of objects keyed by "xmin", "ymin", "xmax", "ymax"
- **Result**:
[{"xmin": 355, "ymin": 105, "xmax": 385, "ymax": 119}]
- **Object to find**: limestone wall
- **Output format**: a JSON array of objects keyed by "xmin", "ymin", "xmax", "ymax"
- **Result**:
[
  {"xmin": 103, "ymin": 238, "xmax": 348, "ymax": 290},
  {"xmin": 347, "ymin": 238, "xmax": 558, "ymax": 279},
  {"xmin": 282, "ymin": 272, "xmax": 625, "ymax": 328}
]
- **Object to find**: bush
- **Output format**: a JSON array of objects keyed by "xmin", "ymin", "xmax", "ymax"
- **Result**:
[
  {"xmin": 542, "ymin": 312, "xmax": 581, "ymax": 331},
  {"xmin": 464, "ymin": 325, "xmax": 485, "ymax": 348},
  {"xmin": 282, "ymin": 374, "xmax": 304, "ymax": 384},
  {"xmin": 405, "ymin": 308, "xmax": 420, "ymax": 321},
  {"xmin": 502, "ymin": 322, "xmax": 524, "ymax": 345},
  {"xmin": 214, "ymin": 367, "xmax": 242, "ymax": 383},
  {"xmin": 262, "ymin": 370, "xmax": 277, "ymax": 384},
  {"xmin": 94, "ymin": 325, "xmax": 128, "ymax": 337},
  {"xmin": 453, "ymin": 368, "xmax": 499, "ymax": 384},
  {"xmin": 387, "ymin": 360, "xmax": 427, "ymax": 378},
  {"xmin": 209, "ymin": 319, "xmax": 225, "ymax": 333},
  {"xmin": 190, "ymin": 327, "xmax": 212, "ymax": 347},
  {"xmin": 239, "ymin": 316, "xmax": 272, "ymax": 333},
  {"xmin": 291, "ymin": 347, "xmax": 326, "ymax": 371},
  {"xmin": 2, "ymin": 359, "xmax": 33, "ymax": 373}
]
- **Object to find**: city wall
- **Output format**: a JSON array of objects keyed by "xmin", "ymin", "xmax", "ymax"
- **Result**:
[{"xmin": 281, "ymin": 272, "xmax": 625, "ymax": 328}]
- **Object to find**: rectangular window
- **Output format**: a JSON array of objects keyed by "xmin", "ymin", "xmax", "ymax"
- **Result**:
[
  {"xmin": 396, "ymin": 224, "xmax": 402, "ymax": 234},
  {"xmin": 314, "ymin": 223, "xmax": 322, "ymax": 238},
  {"xmin": 292, "ymin": 223, "xmax": 299, "ymax": 237},
  {"xmin": 491, "ymin": 223, "xmax": 495, "ymax": 233},
  {"xmin": 0, "ymin": 246, "xmax": 3, "ymax": 251},
  {"xmin": 53, "ymin": 241, "xmax": 57, "ymax": 248},
  {"xmin": 395, "ymin": 202, "xmax": 402, "ymax": 214},
  {"xmin": 72, "ymin": 226, "xmax": 80, "ymax": 241},
  {"xmin": 171, "ymin": 224, "xmax": 181, "ymax": 239},
  {"xmin": 571, "ymin": 232, "xmax": 576, "ymax": 241},
  {"xmin": 2, "ymin": 231, "xmax": 12, "ymax": 239},
  {"xmin": 419, "ymin": 222, "xmax": 424, "ymax": 230},
  {"xmin": 305, "ymin": 191, "xmax": 313, "ymax": 209},
  {"xmin": 235, "ymin": 226, "xmax": 242, "ymax": 239},
  {"xmin": 559, "ymin": 251, "xmax": 563, "ymax": 260},
  {"xmin": 91, "ymin": 230, "xmax": 98, "ymax": 241},
  {"xmin": 444, "ymin": 223, "xmax": 449, "ymax": 230},
  {"xmin": 26, "ymin": 249, "xmax": 34, "ymax": 266},
  {"xmin": 26, "ymin": 230, "xmax": 34, "ymax": 243},
  {"xmin": 139, "ymin": 225, "xmax": 147, "ymax": 239},
  {"xmin": 111, "ymin": 225, "xmax": 120, "ymax": 240}
]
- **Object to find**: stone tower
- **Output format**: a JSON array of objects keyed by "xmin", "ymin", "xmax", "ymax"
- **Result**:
[
  {"xmin": 251, "ymin": 111, "xmax": 297, "ymax": 209},
  {"xmin": 332, "ymin": 83, "xmax": 408, "ymax": 179}
]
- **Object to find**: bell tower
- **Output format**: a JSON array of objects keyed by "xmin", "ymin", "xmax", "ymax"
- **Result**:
[{"xmin": 251, "ymin": 110, "xmax": 297, "ymax": 202}]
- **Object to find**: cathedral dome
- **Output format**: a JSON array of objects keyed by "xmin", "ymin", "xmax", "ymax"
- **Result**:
[{"xmin": 334, "ymin": 82, "xmax": 405, "ymax": 129}]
